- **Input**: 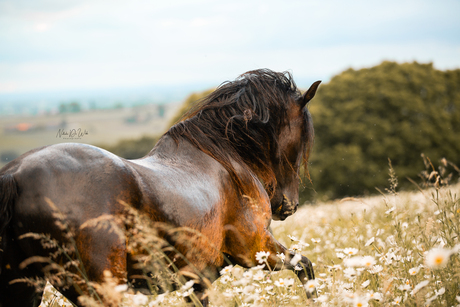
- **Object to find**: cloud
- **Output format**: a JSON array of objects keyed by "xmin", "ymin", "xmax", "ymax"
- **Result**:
[{"xmin": 0, "ymin": 0, "xmax": 459, "ymax": 93}]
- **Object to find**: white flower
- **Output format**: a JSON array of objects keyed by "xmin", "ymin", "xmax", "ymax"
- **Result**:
[
  {"xmin": 366, "ymin": 292, "xmax": 382, "ymax": 301},
  {"xmin": 114, "ymin": 284, "xmax": 128, "ymax": 293},
  {"xmin": 181, "ymin": 288, "xmax": 194, "ymax": 297},
  {"xmin": 220, "ymin": 265, "xmax": 233, "ymax": 275},
  {"xmin": 336, "ymin": 252, "xmax": 346, "ymax": 259},
  {"xmin": 315, "ymin": 294, "xmax": 328, "ymax": 303},
  {"xmin": 150, "ymin": 293, "xmax": 168, "ymax": 306},
  {"xmin": 242, "ymin": 285, "xmax": 254, "ymax": 295},
  {"xmin": 398, "ymin": 284, "xmax": 411, "ymax": 291},
  {"xmin": 243, "ymin": 270, "xmax": 253, "ymax": 280},
  {"xmin": 253, "ymin": 270, "xmax": 265, "ymax": 281},
  {"xmin": 365, "ymin": 237, "xmax": 374, "ymax": 246},
  {"xmin": 255, "ymin": 251, "xmax": 270, "ymax": 264},
  {"xmin": 290, "ymin": 244, "xmax": 303, "ymax": 252},
  {"xmin": 220, "ymin": 275, "xmax": 232, "ymax": 284},
  {"xmin": 410, "ymin": 280, "xmax": 429, "ymax": 296},
  {"xmin": 343, "ymin": 267, "xmax": 357, "ymax": 278},
  {"xmin": 294, "ymin": 264, "xmax": 304, "ymax": 271},
  {"xmin": 311, "ymin": 238, "xmax": 321, "ymax": 243},
  {"xmin": 344, "ymin": 256, "xmax": 362, "ymax": 267},
  {"xmin": 274, "ymin": 278, "xmax": 292, "ymax": 288},
  {"xmin": 362, "ymin": 256, "xmax": 376, "ymax": 268},
  {"xmin": 385, "ymin": 206, "xmax": 395, "ymax": 214},
  {"xmin": 408, "ymin": 266, "xmax": 420, "ymax": 275},
  {"xmin": 436, "ymin": 287, "xmax": 445, "ymax": 296},
  {"xmin": 276, "ymin": 252, "xmax": 286, "ymax": 262},
  {"xmin": 264, "ymin": 285, "xmax": 274, "ymax": 291},
  {"xmin": 425, "ymin": 247, "xmax": 452, "ymax": 268},
  {"xmin": 288, "ymin": 235, "xmax": 299, "ymax": 241},
  {"xmin": 392, "ymin": 296, "xmax": 402, "ymax": 305},
  {"xmin": 344, "ymin": 247, "xmax": 359, "ymax": 256},
  {"xmin": 304, "ymin": 279, "xmax": 317, "ymax": 292},
  {"xmin": 285, "ymin": 278, "xmax": 295, "ymax": 287},
  {"xmin": 132, "ymin": 293, "xmax": 148, "ymax": 305},
  {"xmin": 352, "ymin": 296, "xmax": 369, "ymax": 307},
  {"xmin": 361, "ymin": 280, "xmax": 370, "ymax": 288},
  {"xmin": 368, "ymin": 265, "xmax": 383, "ymax": 274},
  {"xmin": 290, "ymin": 253, "xmax": 302, "ymax": 266},
  {"xmin": 181, "ymin": 280, "xmax": 195, "ymax": 291}
]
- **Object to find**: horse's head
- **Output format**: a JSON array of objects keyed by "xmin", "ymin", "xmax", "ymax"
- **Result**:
[
  {"xmin": 269, "ymin": 81, "xmax": 321, "ymax": 221},
  {"xmin": 167, "ymin": 69, "xmax": 320, "ymax": 220}
]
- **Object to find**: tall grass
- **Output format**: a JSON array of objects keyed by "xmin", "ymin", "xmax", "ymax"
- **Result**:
[{"xmin": 36, "ymin": 161, "xmax": 460, "ymax": 306}]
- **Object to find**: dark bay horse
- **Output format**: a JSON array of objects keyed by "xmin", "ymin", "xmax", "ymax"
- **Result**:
[{"xmin": 0, "ymin": 69, "xmax": 320, "ymax": 306}]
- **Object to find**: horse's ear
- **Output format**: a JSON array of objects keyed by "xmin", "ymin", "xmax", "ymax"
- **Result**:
[{"xmin": 300, "ymin": 81, "xmax": 321, "ymax": 108}]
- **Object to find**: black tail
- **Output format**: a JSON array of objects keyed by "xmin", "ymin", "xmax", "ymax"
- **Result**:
[{"xmin": 0, "ymin": 173, "xmax": 17, "ymax": 236}]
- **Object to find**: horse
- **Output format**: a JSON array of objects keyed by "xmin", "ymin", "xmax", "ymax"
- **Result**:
[{"xmin": 0, "ymin": 69, "xmax": 321, "ymax": 306}]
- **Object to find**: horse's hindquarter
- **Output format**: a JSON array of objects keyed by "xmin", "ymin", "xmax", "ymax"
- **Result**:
[
  {"xmin": 10, "ymin": 144, "xmax": 138, "ymax": 227},
  {"xmin": 1, "ymin": 143, "xmax": 143, "ymax": 282}
]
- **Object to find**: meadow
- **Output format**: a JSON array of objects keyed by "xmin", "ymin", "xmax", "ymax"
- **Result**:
[{"xmin": 36, "ymin": 163, "xmax": 460, "ymax": 307}]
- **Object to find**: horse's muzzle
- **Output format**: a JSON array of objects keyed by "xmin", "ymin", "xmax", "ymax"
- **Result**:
[{"xmin": 272, "ymin": 196, "xmax": 298, "ymax": 221}]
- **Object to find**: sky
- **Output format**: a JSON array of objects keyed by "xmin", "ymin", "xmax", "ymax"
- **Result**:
[{"xmin": 0, "ymin": 0, "xmax": 459, "ymax": 98}]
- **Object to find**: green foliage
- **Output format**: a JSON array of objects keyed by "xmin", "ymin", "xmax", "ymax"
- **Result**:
[{"xmin": 307, "ymin": 61, "xmax": 460, "ymax": 200}]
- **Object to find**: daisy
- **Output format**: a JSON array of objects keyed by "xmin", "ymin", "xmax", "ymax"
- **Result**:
[
  {"xmin": 352, "ymin": 296, "xmax": 369, "ymax": 307},
  {"xmin": 366, "ymin": 292, "xmax": 382, "ymax": 301},
  {"xmin": 392, "ymin": 296, "xmax": 402, "ymax": 305},
  {"xmin": 255, "ymin": 251, "xmax": 270, "ymax": 264},
  {"xmin": 220, "ymin": 275, "xmax": 232, "ymax": 284},
  {"xmin": 253, "ymin": 270, "xmax": 265, "ymax": 281},
  {"xmin": 220, "ymin": 265, "xmax": 233, "ymax": 275},
  {"xmin": 361, "ymin": 256, "xmax": 376, "ymax": 268},
  {"xmin": 276, "ymin": 252, "xmax": 286, "ymax": 262},
  {"xmin": 365, "ymin": 237, "xmax": 374, "ymax": 246},
  {"xmin": 344, "ymin": 247, "xmax": 359, "ymax": 256},
  {"xmin": 304, "ymin": 279, "xmax": 317, "ymax": 293},
  {"xmin": 425, "ymin": 247, "xmax": 452, "ymax": 268},
  {"xmin": 344, "ymin": 267, "xmax": 357, "ymax": 278},
  {"xmin": 408, "ymin": 266, "xmax": 420, "ymax": 275},
  {"xmin": 274, "ymin": 278, "xmax": 288, "ymax": 287},
  {"xmin": 368, "ymin": 265, "xmax": 383, "ymax": 274},
  {"xmin": 311, "ymin": 238, "xmax": 321, "ymax": 243}
]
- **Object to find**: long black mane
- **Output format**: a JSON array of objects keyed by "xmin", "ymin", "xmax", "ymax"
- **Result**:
[{"xmin": 163, "ymin": 69, "xmax": 314, "ymax": 194}]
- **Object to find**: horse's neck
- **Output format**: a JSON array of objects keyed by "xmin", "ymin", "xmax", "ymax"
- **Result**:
[{"xmin": 148, "ymin": 135, "xmax": 264, "ymax": 196}]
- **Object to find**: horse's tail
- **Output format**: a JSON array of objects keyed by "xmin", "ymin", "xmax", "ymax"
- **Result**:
[{"xmin": 0, "ymin": 173, "xmax": 17, "ymax": 236}]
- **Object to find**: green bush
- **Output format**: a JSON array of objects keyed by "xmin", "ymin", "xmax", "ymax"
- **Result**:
[{"xmin": 307, "ymin": 61, "xmax": 460, "ymax": 200}]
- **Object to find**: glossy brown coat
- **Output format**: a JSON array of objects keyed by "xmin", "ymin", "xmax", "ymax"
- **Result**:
[{"xmin": 0, "ymin": 69, "xmax": 320, "ymax": 306}]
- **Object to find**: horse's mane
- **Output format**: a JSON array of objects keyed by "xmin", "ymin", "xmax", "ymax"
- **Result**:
[{"xmin": 164, "ymin": 69, "xmax": 314, "ymax": 195}]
